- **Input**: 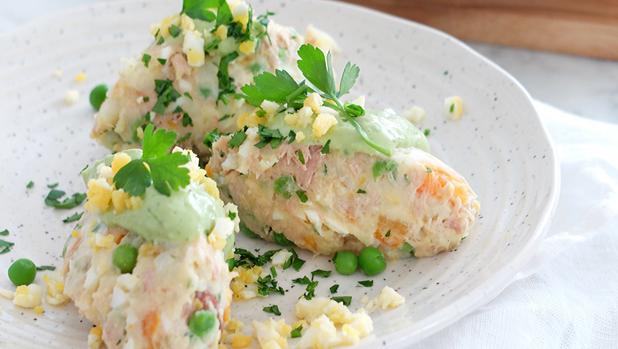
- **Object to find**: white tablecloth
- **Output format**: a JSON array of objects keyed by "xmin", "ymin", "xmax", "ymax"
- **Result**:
[
  {"xmin": 2, "ymin": 2, "xmax": 617, "ymax": 348},
  {"xmin": 414, "ymin": 102, "xmax": 618, "ymax": 348}
]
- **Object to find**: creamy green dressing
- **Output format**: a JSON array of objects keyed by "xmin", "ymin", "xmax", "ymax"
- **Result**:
[
  {"xmin": 81, "ymin": 150, "xmax": 224, "ymax": 243},
  {"xmin": 266, "ymin": 108, "xmax": 430, "ymax": 156}
]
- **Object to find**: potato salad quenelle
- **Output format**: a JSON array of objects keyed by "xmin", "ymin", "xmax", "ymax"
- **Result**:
[
  {"xmin": 207, "ymin": 44, "xmax": 480, "ymax": 258},
  {"xmin": 61, "ymin": 125, "xmax": 239, "ymax": 349},
  {"xmin": 92, "ymin": 0, "xmax": 335, "ymax": 157}
]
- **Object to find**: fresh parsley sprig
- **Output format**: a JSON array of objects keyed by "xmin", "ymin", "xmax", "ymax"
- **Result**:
[
  {"xmin": 241, "ymin": 44, "xmax": 391, "ymax": 156},
  {"xmin": 114, "ymin": 125, "xmax": 190, "ymax": 196}
]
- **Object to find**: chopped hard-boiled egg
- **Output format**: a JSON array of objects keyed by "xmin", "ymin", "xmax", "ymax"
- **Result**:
[
  {"xmin": 305, "ymin": 25, "xmax": 339, "ymax": 53},
  {"xmin": 312, "ymin": 113, "xmax": 338, "ymax": 138},
  {"xmin": 297, "ymin": 314, "xmax": 338, "ymax": 349},
  {"xmin": 215, "ymin": 25, "xmax": 228, "ymax": 40},
  {"xmin": 366, "ymin": 286, "xmax": 405, "ymax": 311},
  {"xmin": 183, "ymin": 30, "xmax": 206, "ymax": 67},
  {"xmin": 253, "ymin": 318, "xmax": 291, "ymax": 349},
  {"xmin": 270, "ymin": 250, "xmax": 293, "ymax": 267},
  {"xmin": 231, "ymin": 266, "xmax": 262, "ymax": 300},
  {"xmin": 85, "ymin": 178, "xmax": 113, "ymax": 213},
  {"xmin": 74, "ymin": 71, "xmax": 87, "ymax": 83},
  {"xmin": 64, "ymin": 90, "xmax": 80, "ymax": 105},
  {"xmin": 42, "ymin": 274, "xmax": 69, "ymax": 306},
  {"xmin": 230, "ymin": 333, "xmax": 253, "ymax": 348},
  {"xmin": 304, "ymin": 93, "xmax": 323, "ymax": 114},
  {"xmin": 111, "ymin": 152, "xmax": 132, "ymax": 175},
  {"xmin": 444, "ymin": 96, "xmax": 464, "ymax": 120},
  {"xmin": 239, "ymin": 40, "xmax": 256, "ymax": 55},
  {"xmin": 88, "ymin": 326, "xmax": 103, "ymax": 349},
  {"xmin": 403, "ymin": 105, "xmax": 426, "ymax": 125},
  {"xmin": 13, "ymin": 284, "xmax": 43, "ymax": 308},
  {"xmin": 209, "ymin": 217, "xmax": 235, "ymax": 250}
]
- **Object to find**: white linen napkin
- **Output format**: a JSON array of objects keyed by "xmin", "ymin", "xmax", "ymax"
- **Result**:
[{"xmin": 412, "ymin": 101, "xmax": 618, "ymax": 348}]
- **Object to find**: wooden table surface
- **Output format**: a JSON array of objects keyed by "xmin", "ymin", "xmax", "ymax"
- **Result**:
[{"xmin": 342, "ymin": 0, "xmax": 618, "ymax": 60}]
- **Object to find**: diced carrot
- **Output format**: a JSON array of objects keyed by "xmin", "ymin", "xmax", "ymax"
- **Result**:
[
  {"xmin": 374, "ymin": 216, "xmax": 407, "ymax": 248},
  {"xmin": 142, "ymin": 311, "xmax": 160, "ymax": 347}
]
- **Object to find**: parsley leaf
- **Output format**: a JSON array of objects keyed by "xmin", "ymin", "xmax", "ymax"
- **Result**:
[
  {"xmin": 297, "ymin": 44, "xmax": 335, "ymax": 96},
  {"xmin": 114, "ymin": 125, "xmax": 190, "ymax": 196},
  {"xmin": 372, "ymin": 160, "xmax": 397, "ymax": 179},
  {"xmin": 217, "ymin": 51, "xmax": 239, "ymax": 101},
  {"xmin": 256, "ymin": 274, "xmax": 284, "ymax": 296},
  {"xmin": 152, "ymin": 79, "xmax": 180, "ymax": 114},
  {"xmin": 36, "ymin": 265, "xmax": 56, "ymax": 272},
  {"xmin": 0, "ymin": 239, "xmax": 14, "ymax": 254},
  {"xmin": 0, "ymin": 229, "xmax": 8, "ymax": 236},
  {"xmin": 44, "ymin": 189, "xmax": 86, "ymax": 209},
  {"xmin": 338, "ymin": 62, "xmax": 360, "ymax": 97},
  {"xmin": 262, "ymin": 304, "xmax": 281, "ymax": 316},
  {"xmin": 203, "ymin": 129, "xmax": 221, "ymax": 148},
  {"xmin": 228, "ymin": 128, "xmax": 248, "ymax": 148},
  {"xmin": 291, "ymin": 325, "xmax": 303, "ymax": 338},
  {"xmin": 241, "ymin": 69, "xmax": 303, "ymax": 107},
  {"xmin": 358, "ymin": 280, "xmax": 373, "ymax": 287},
  {"xmin": 182, "ymin": 0, "xmax": 217, "ymax": 22},
  {"xmin": 311, "ymin": 269, "xmax": 331, "ymax": 278},
  {"xmin": 255, "ymin": 125, "xmax": 286, "ymax": 149},
  {"xmin": 331, "ymin": 296, "xmax": 352, "ymax": 306},
  {"xmin": 62, "ymin": 211, "xmax": 83, "ymax": 224}
]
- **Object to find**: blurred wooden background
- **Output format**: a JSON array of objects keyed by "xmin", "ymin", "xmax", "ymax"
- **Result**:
[{"xmin": 342, "ymin": 0, "xmax": 618, "ymax": 60}]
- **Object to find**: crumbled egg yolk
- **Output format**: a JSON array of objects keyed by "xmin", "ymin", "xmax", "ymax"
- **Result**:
[
  {"xmin": 230, "ymin": 266, "xmax": 262, "ymax": 300},
  {"xmin": 230, "ymin": 333, "xmax": 253, "ymax": 348},
  {"xmin": 64, "ymin": 90, "xmax": 80, "ymax": 105},
  {"xmin": 74, "ymin": 71, "xmax": 87, "ymax": 83},
  {"xmin": 214, "ymin": 25, "xmax": 228, "ymax": 40},
  {"xmin": 304, "ymin": 93, "xmax": 323, "ymax": 114},
  {"xmin": 42, "ymin": 274, "xmax": 69, "ymax": 306},
  {"xmin": 71, "ymin": 230, "xmax": 81, "ymax": 239},
  {"xmin": 444, "ymin": 96, "xmax": 464, "ymax": 120},
  {"xmin": 237, "ymin": 111, "xmax": 266, "ymax": 129},
  {"xmin": 312, "ymin": 113, "xmax": 338, "ymax": 138},
  {"xmin": 85, "ymin": 178, "xmax": 113, "ymax": 213},
  {"xmin": 366, "ymin": 286, "xmax": 405, "ymax": 311},
  {"xmin": 111, "ymin": 152, "xmax": 132, "ymax": 175},
  {"xmin": 239, "ymin": 40, "xmax": 256, "ymax": 55},
  {"xmin": 13, "ymin": 284, "xmax": 43, "ymax": 308},
  {"xmin": 183, "ymin": 30, "xmax": 206, "ymax": 67},
  {"xmin": 34, "ymin": 305, "xmax": 45, "ymax": 315},
  {"xmin": 253, "ymin": 318, "xmax": 291, "ymax": 349},
  {"xmin": 88, "ymin": 232, "xmax": 116, "ymax": 250},
  {"xmin": 180, "ymin": 14, "xmax": 195, "ymax": 31},
  {"xmin": 88, "ymin": 326, "xmax": 103, "ymax": 349}
]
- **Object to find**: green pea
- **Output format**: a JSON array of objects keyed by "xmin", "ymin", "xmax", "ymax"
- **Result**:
[
  {"xmin": 8, "ymin": 258, "xmax": 36, "ymax": 286},
  {"xmin": 89, "ymin": 84, "xmax": 108, "ymax": 111},
  {"xmin": 112, "ymin": 244, "xmax": 138, "ymax": 274},
  {"xmin": 358, "ymin": 247, "xmax": 386, "ymax": 276},
  {"xmin": 333, "ymin": 251, "xmax": 358, "ymax": 275},
  {"xmin": 188, "ymin": 310, "xmax": 217, "ymax": 337}
]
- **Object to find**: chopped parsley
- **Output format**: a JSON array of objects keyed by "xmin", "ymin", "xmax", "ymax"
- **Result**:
[
  {"xmin": 168, "ymin": 24, "xmax": 182, "ymax": 38},
  {"xmin": 303, "ymin": 280, "xmax": 318, "ymax": 300},
  {"xmin": 272, "ymin": 231, "xmax": 293, "ymax": 246},
  {"xmin": 449, "ymin": 103, "xmax": 455, "ymax": 113},
  {"xmin": 296, "ymin": 150, "xmax": 305, "ymax": 164},
  {"xmin": 181, "ymin": 113, "xmax": 193, "ymax": 127},
  {"xmin": 233, "ymin": 248, "xmax": 279, "ymax": 268},
  {"xmin": 203, "ymin": 129, "xmax": 221, "ymax": 148},
  {"xmin": 423, "ymin": 128, "xmax": 431, "ymax": 137},
  {"xmin": 256, "ymin": 274, "xmax": 284, "ymax": 296},
  {"xmin": 228, "ymin": 128, "xmax": 248, "ymax": 148},
  {"xmin": 157, "ymin": 58, "xmax": 167, "ymax": 65},
  {"xmin": 282, "ymin": 248, "xmax": 305, "ymax": 271},
  {"xmin": 293, "ymin": 276, "xmax": 311, "ymax": 285},
  {"xmin": 0, "ymin": 229, "xmax": 8, "ymax": 236},
  {"xmin": 199, "ymin": 87, "xmax": 212, "ymax": 99},
  {"xmin": 142, "ymin": 53, "xmax": 152, "ymax": 67},
  {"xmin": 44, "ymin": 189, "xmax": 86, "ymax": 209},
  {"xmin": 114, "ymin": 124, "xmax": 190, "ymax": 196},
  {"xmin": 218, "ymin": 114, "xmax": 234, "ymax": 122},
  {"xmin": 356, "ymin": 188, "xmax": 367, "ymax": 194},
  {"xmin": 36, "ymin": 265, "xmax": 56, "ymax": 272},
  {"xmin": 372, "ymin": 160, "xmax": 397, "ymax": 179},
  {"xmin": 329, "ymin": 284, "xmax": 339, "ymax": 294},
  {"xmin": 227, "ymin": 211, "xmax": 237, "ymax": 220},
  {"xmin": 26, "ymin": 181, "xmax": 34, "ymax": 189},
  {"xmin": 255, "ymin": 125, "xmax": 286, "ymax": 149},
  {"xmin": 47, "ymin": 183, "xmax": 58, "ymax": 189},
  {"xmin": 217, "ymin": 51, "xmax": 240, "ymax": 102},
  {"xmin": 239, "ymin": 222, "xmax": 260, "ymax": 239},
  {"xmin": 331, "ymin": 296, "xmax": 352, "ymax": 306},
  {"xmin": 152, "ymin": 79, "xmax": 181, "ymax": 114},
  {"xmin": 262, "ymin": 304, "xmax": 281, "ymax": 316},
  {"xmin": 0, "ymin": 239, "xmax": 14, "ymax": 254},
  {"xmin": 321, "ymin": 139, "xmax": 331, "ymax": 154},
  {"xmin": 291, "ymin": 325, "xmax": 303, "ymax": 338},
  {"xmin": 296, "ymin": 190, "xmax": 308, "ymax": 203},
  {"xmin": 311, "ymin": 269, "xmax": 331, "ymax": 278},
  {"xmin": 273, "ymin": 175, "xmax": 297, "ymax": 199},
  {"xmin": 62, "ymin": 211, "xmax": 83, "ymax": 224},
  {"xmin": 358, "ymin": 280, "xmax": 373, "ymax": 287}
]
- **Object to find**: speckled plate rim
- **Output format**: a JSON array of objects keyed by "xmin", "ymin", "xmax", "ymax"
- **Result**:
[
  {"xmin": 325, "ymin": 1, "xmax": 562, "ymax": 346},
  {"xmin": 0, "ymin": 0, "xmax": 561, "ymax": 347}
]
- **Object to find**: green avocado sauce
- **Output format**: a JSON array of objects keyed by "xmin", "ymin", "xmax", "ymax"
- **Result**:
[
  {"xmin": 266, "ymin": 108, "xmax": 430, "ymax": 156},
  {"xmin": 81, "ymin": 149, "xmax": 225, "ymax": 243}
]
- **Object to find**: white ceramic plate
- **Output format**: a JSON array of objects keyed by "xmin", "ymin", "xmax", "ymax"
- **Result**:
[{"xmin": 0, "ymin": 0, "xmax": 559, "ymax": 347}]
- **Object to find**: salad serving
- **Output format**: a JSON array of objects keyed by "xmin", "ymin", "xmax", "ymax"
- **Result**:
[{"xmin": 0, "ymin": 1, "xmax": 480, "ymax": 348}]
